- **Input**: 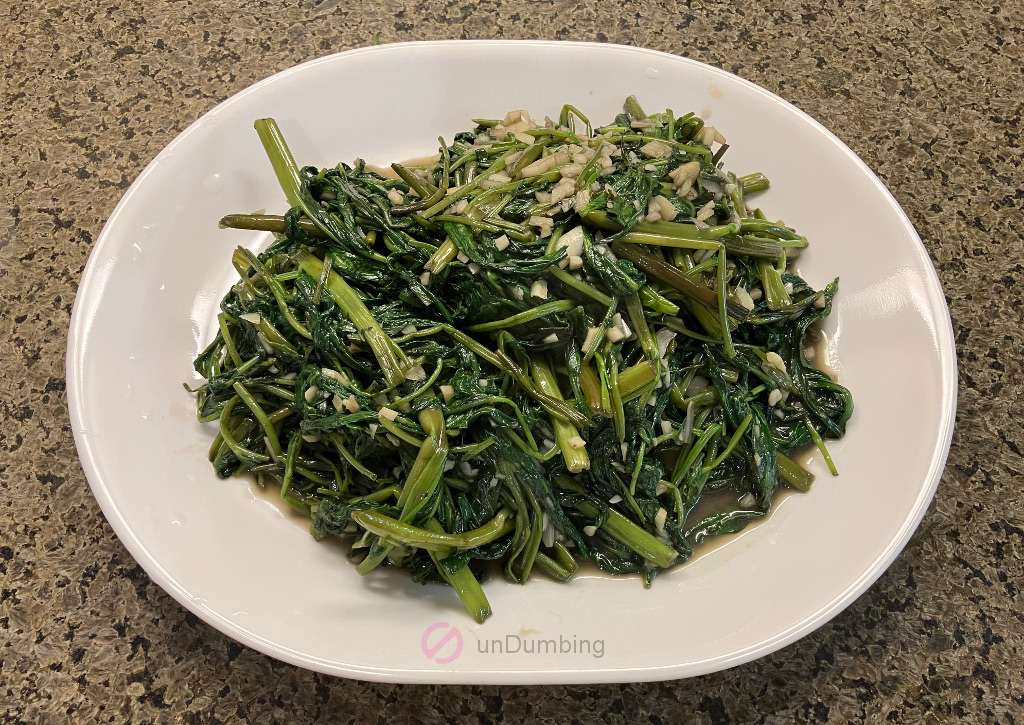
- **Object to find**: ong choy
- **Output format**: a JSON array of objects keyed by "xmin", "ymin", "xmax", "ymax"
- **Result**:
[{"xmin": 194, "ymin": 98, "xmax": 853, "ymax": 621}]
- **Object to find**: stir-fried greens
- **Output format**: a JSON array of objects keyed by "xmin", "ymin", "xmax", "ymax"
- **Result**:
[{"xmin": 190, "ymin": 97, "xmax": 853, "ymax": 622}]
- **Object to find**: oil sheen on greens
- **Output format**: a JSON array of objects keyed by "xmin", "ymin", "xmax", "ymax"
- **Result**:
[{"xmin": 191, "ymin": 97, "xmax": 853, "ymax": 623}]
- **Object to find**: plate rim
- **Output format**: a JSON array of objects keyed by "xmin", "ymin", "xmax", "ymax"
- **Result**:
[{"xmin": 66, "ymin": 39, "xmax": 958, "ymax": 684}]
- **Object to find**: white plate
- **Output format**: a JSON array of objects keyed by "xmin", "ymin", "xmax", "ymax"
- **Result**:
[{"xmin": 67, "ymin": 40, "xmax": 956, "ymax": 684}]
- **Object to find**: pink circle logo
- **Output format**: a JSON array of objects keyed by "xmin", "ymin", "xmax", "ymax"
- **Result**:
[{"xmin": 421, "ymin": 622, "xmax": 463, "ymax": 664}]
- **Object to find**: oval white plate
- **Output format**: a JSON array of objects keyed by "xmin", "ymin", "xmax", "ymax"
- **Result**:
[{"xmin": 68, "ymin": 41, "xmax": 956, "ymax": 684}]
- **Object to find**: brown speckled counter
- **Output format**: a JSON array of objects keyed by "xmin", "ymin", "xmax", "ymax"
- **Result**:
[{"xmin": 2, "ymin": 1, "xmax": 1023, "ymax": 722}]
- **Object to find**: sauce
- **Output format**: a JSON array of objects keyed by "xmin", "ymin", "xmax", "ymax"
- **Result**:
[
  {"xmin": 244, "ymin": 476, "xmax": 312, "ymax": 526},
  {"xmin": 247, "ymin": 466, "xmax": 807, "ymax": 584},
  {"xmin": 805, "ymin": 325, "xmax": 841, "ymax": 383},
  {"xmin": 567, "ymin": 484, "xmax": 803, "ymax": 582},
  {"xmin": 684, "ymin": 486, "xmax": 798, "ymax": 560},
  {"xmin": 244, "ymin": 476, "xmax": 359, "ymax": 560},
  {"xmin": 365, "ymin": 152, "xmax": 441, "ymax": 180}
]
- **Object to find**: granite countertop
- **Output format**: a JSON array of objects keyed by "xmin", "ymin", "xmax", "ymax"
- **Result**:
[{"xmin": 2, "ymin": 0, "xmax": 1022, "ymax": 722}]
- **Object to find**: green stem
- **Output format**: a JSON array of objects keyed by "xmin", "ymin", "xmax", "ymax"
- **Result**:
[
  {"xmin": 777, "ymin": 452, "xmax": 815, "ymax": 491},
  {"xmin": 219, "ymin": 213, "xmax": 325, "ymax": 237},
  {"xmin": 217, "ymin": 313, "xmax": 243, "ymax": 367},
  {"xmin": 329, "ymin": 434, "xmax": 378, "ymax": 481},
  {"xmin": 391, "ymin": 140, "xmax": 450, "ymax": 215},
  {"xmin": 611, "ymin": 241, "xmax": 750, "ymax": 322},
  {"xmin": 716, "ymin": 248, "xmax": 736, "ymax": 359},
  {"xmin": 425, "ymin": 519, "xmax": 492, "ymax": 623},
  {"xmin": 253, "ymin": 119, "xmax": 304, "ymax": 209},
  {"xmin": 312, "ymin": 255, "xmax": 332, "ymax": 306},
  {"xmin": 757, "ymin": 260, "xmax": 792, "ymax": 310},
  {"xmin": 531, "ymin": 357, "xmax": 590, "ymax": 473},
  {"xmin": 618, "ymin": 361, "xmax": 658, "ymax": 401},
  {"xmin": 617, "ymin": 232, "xmax": 723, "ymax": 250},
  {"xmin": 804, "ymin": 418, "xmax": 839, "ymax": 476},
  {"xmin": 638, "ymin": 285, "xmax": 680, "ymax": 316},
  {"xmin": 421, "ymin": 147, "xmax": 520, "ymax": 218},
  {"xmin": 349, "ymin": 485, "xmax": 401, "ymax": 504},
  {"xmin": 574, "ymin": 501, "xmax": 678, "ymax": 568},
  {"xmin": 440, "ymin": 326, "xmax": 591, "ymax": 427},
  {"xmin": 392, "ymin": 162, "xmax": 438, "ymax": 198},
  {"xmin": 350, "ymin": 508, "xmax": 514, "ymax": 552},
  {"xmin": 738, "ymin": 172, "xmax": 770, "ymax": 194},
  {"xmin": 722, "ymin": 236, "xmax": 783, "ymax": 259},
  {"xmin": 705, "ymin": 414, "xmax": 752, "ymax": 469},
  {"xmin": 217, "ymin": 395, "xmax": 270, "ymax": 464},
  {"xmin": 547, "ymin": 267, "xmax": 613, "ymax": 307},
  {"xmin": 397, "ymin": 405, "xmax": 449, "ymax": 519},
  {"xmin": 280, "ymin": 432, "xmax": 303, "ymax": 498},
  {"xmin": 633, "ymin": 221, "xmax": 739, "ymax": 239},
  {"xmin": 466, "ymin": 300, "xmax": 574, "ymax": 332},
  {"xmin": 424, "ymin": 238, "xmax": 458, "ymax": 275},
  {"xmin": 624, "ymin": 95, "xmax": 647, "ymax": 122},
  {"xmin": 238, "ymin": 248, "xmax": 312, "ymax": 340},
  {"xmin": 739, "ymin": 219, "xmax": 803, "ymax": 240},
  {"xmin": 295, "ymin": 250, "xmax": 408, "ymax": 386},
  {"xmin": 625, "ymin": 293, "xmax": 660, "ymax": 369},
  {"xmin": 671, "ymin": 423, "xmax": 721, "ymax": 486},
  {"xmin": 231, "ymin": 382, "xmax": 282, "ymax": 457},
  {"xmin": 534, "ymin": 551, "xmax": 573, "ymax": 581},
  {"xmin": 377, "ymin": 416, "xmax": 425, "ymax": 447}
]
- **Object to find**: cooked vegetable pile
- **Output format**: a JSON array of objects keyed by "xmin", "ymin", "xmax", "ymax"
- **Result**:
[{"xmin": 191, "ymin": 97, "xmax": 853, "ymax": 622}]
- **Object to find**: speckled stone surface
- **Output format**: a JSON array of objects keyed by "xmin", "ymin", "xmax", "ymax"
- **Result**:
[{"xmin": 2, "ymin": 0, "xmax": 1023, "ymax": 722}]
